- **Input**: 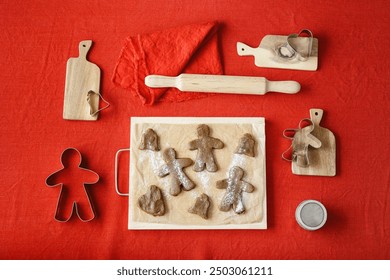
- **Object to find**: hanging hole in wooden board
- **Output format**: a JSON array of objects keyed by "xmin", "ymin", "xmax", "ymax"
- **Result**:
[{"xmin": 315, "ymin": 112, "xmax": 319, "ymax": 116}]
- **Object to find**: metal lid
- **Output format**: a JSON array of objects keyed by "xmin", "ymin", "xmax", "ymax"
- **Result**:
[{"xmin": 295, "ymin": 200, "xmax": 327, "ymax": 230}]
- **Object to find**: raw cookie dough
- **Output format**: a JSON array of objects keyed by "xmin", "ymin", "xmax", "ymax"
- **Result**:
[
  {"xmin": 129, "ymin": 117, "xmax": 267, "ymax": 229},
  {"xmin": 235, "ymin": 133, "xmax": 256, "ymax": 157},
  {"xmin": 138, "ymin": 185, "xmax": 165, "ymax": 216},
  {"xmin": 139, "ymin": 128, "xmax": 160, "ymax": 151},
  {"xmin": 189, "ymin": 124, "xmax": 224, "ymax": 172},
  {"xmin": 158, "ymin": 148, "xmax": 195, "ymax": 196},
  {"xmin": 216, "ymin": 166, "xmax": 255, "ymax": 214},
  {"xmin": 188, "ymin": 193, "xmax": 211, "ymax": 219}
]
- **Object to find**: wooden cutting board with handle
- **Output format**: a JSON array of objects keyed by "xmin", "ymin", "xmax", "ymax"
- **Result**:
[
  {"xmin": 292, "ymin": 109, "xmax": 336, "ymax": 176},
  {"xmin": 63, "ymin": 40, "xmax": 100, "ymax": 121},
  {"xmin": 237, "ymin": 31, "xmax": 318, "ymax": 71}
]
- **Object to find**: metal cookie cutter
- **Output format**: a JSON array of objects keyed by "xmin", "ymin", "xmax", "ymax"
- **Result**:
[
  {"xmin": 86, "ymin": 90, "xmax": 110, "ymax": 117},
  {"xmin": 45, "ymin": 147, "xmax": 99, "ymax": 222},
  {"xmin": 282, "ymin": 118, "xmax": 322, "ymax": 167},
  {"xmin": 276, "ymin": 29, "xmax": 313, "ymax": 61},
  {"xmin": 237, "ymin": 28, "xmax": 318, "ymax": 71},
  {"xmin": 283, "ymin": 109, "xmax": 336, "ymax": 176}
]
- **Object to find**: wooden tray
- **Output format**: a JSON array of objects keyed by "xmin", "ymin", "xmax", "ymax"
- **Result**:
[{"xmin": 117, "ymin": 117, "xmax": 267, "ymax": 230}]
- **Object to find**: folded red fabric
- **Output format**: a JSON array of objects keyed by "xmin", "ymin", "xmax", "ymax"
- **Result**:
[{"xmin": 112, "ymin": 22, "xmax": 223, "ymax": 105}]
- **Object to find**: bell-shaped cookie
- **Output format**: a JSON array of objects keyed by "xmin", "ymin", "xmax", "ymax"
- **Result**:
[
  {"xmin": 139, "ymin": 128, "xmax": 160, "ymax": 151},
  {"xmin": 188, "ymin": 193, "xmax": 210, "ymax": 219},
  {"xmin": 234, "ymin": 133, "xmax": 255, "ymax": 157}
]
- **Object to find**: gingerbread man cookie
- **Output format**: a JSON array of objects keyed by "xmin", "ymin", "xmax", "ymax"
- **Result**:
[
  {"xmin": 234, "ymin": 133, "xmax": 256, "ymax": 157},
  {"xmin": 139, "ymin": 128, "xmax": 160, "ymax": 151},
  {"xmin": 216, "ymin": 166, "xmax": 255, "ymax": 214},
  {"xmin": 158, "ymin": 148, "xmax": 195, "ymax": 196},
  {"xmin": 189, "ymin": 124, "xmax": 224, "ymax": 172}
]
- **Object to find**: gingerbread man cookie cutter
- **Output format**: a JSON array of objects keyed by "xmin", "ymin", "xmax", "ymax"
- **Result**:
[
  {"xmin": 216, "ymin": 166, "xmax": 255, "ymax": 214},
  {"xmin": 286, "ymin": 109, "xmax": 337, "ymax": 176},
  {"xmin": 45, "ymin": 147, "xmax": 99, "ymax": 222},
  {"xmin": 158, "ymin": 148, "xmax": 195, "ymax": 196},
  {"xmin": 282, "ymin": 118, "xmax": 322, "ymax": 167}
]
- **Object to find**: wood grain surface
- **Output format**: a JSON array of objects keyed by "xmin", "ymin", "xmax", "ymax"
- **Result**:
[
  {"xmin": 145, "ymin": 74, "xmax": 301, "ymax": 95},
  {"xmin": 292, "ymin": 109, "xmax": 336, "ymax": 176},
  {"xmin": 63, "ymin": 40, "xmax": 100, "ymax": 121},
  {"xmin": 237, "ymin": 35, "xmax": 318, "ymax": 71}
]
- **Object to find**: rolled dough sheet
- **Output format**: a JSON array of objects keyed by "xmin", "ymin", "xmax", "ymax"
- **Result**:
[{"xmin": 128, "ymin": 117, "xmax": 267, "ymax": 229}]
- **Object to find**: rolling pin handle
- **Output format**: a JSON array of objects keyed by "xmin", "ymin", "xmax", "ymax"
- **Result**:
[
  {"xmin": 266, "ymin": 80, "xmax": 301, "ymax": 94},
  {"xmin": 145, "ymin": 75, "xmax": 178, "ymax": 88}
]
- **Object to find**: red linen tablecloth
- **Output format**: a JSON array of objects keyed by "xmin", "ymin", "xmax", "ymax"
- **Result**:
[{"xmin": 0, "ymin": 0, "xmax": 389, "ymax": 259}]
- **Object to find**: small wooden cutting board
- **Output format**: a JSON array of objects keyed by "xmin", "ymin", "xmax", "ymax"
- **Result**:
[
  {"xmin": 63, "ymin": 40, "xmax": 100, "ymax": 121},
  {"xmin": 292, "ymin": 109, "xmax": 336, "ymax": 176},
  {"xmin": 237, "ymin": 34, "xmax": 318, "ymax": 71}
]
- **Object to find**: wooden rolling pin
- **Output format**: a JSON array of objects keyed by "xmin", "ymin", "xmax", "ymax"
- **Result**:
[{"xmin": 145, "ymin": 74, "xmax": 300, "ymax": 95}]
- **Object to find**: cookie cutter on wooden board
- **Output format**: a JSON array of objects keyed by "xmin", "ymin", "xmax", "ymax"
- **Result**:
[
  {"xmin": 282, "ymin": 118, "xmax": 322, "ymax": 167},
  {"xmin": 237, "ymin": 29, "xmax": 318, "ymax": 71},
  {"xmin": 45, "ymin": 147, "xmax": 99, "ymax": 222},
  {"xmin": 114, "ymin": 117, "xmax": 267, "ymax": 230},
  {"xmin": 282, "ymin": 109, "xmax": 336, "ymax": 176},
  {"xmin": 63, "ymin": 40, "xmax": 110, "ymax": 121}
]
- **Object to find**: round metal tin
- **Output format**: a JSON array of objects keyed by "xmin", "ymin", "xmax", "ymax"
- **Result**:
[{"xmin": 295, "ymin": 200, "xmax": 327, "ymax": 230}]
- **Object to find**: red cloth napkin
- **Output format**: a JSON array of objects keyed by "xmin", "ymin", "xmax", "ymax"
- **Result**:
[{"xmin": 112, "ymin": 22, "xmax": 223, "ymax": 105}]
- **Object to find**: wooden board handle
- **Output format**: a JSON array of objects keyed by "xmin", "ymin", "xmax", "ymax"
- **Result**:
[
  {"xmin": 237, "ymin": 42, "xmax": 257, "ymax": 56},
  {"xmin": 309, "ymin": 108, "xmax": 324, "ymax": 126},
  {"xmin": 145, "ymin": 74, "xmax": 300, "ymax": 95},
  {"xmin": 78, "ymin": 40, "xmax": 92, "ymax": 59}
]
